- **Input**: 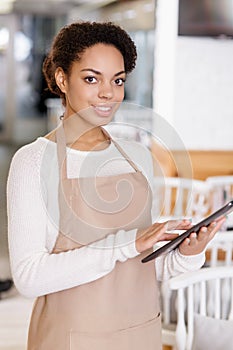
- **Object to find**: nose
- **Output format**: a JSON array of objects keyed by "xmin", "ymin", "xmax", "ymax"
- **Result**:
[{"xmin": 98, "ymin": 81, "xmax": 113, "ymax": 100}]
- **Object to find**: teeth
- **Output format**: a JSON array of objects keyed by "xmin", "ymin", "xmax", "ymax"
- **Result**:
[{"xmin": 95, "ymin": 106, "xmax": 111, "ymax": 111}]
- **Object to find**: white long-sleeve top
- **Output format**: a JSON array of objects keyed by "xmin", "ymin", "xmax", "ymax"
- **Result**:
[{"xmin": 7, "ymin": 136, "xmax": 205, "ymax": 299}]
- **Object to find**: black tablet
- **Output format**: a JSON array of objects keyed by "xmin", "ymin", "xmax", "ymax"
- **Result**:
[{"xmin": 141, "ymin": 200, "xmax": 233, "ymax": 263}]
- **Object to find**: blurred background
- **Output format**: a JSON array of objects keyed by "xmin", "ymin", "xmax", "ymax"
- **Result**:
[
  {"xmin": 0, "ymin": 0, "xmax": 233, "ymax": 349},
  {"xmin": 0, "ymin": 0, "xmax": 233, "ymax": 148}
]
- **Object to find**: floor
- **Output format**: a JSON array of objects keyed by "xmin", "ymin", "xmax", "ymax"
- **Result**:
[{"xmin": 0, "ymin": 293, "xmax": 34, "ymax": 350}]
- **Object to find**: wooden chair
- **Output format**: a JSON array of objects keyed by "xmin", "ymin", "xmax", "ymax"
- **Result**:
[{"xmin": 166, "ymin": 266, "xmax": 233, "ymax": 350}]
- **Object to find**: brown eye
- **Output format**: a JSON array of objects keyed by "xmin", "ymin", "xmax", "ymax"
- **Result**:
[
  {"xmin": 115, "ymin": 78, "xmax": 125, "ymax": 86},
  {"xmin": 85, "ymin": 76, "xmax": 97, "ymax": 84}
]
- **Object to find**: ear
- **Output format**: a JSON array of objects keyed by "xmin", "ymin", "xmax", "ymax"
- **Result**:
[{"xmin": 55, "ymin": 67, "xmax": 67, "ymax": 93}]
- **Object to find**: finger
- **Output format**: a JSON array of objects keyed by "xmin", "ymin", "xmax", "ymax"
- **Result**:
[
  {"xmin": 188, "ymin": 232, "xmax": 197, "ymax": 245},
  {"xmin": 214, "ymin": 216, "xmax": 226, "ymax": 227},
  {"xmin": 176, "ymin": 219, "xmax": 193, "ymax": 230},
  {"xmin": 215, "ymin": 215, "xmax": 227, "ymax": 223},
  {"xmin": 148, "ymin": 222, "xmax": 168, "ymax": 238},
  {"xmin": 166, "ymin": 219, "xmax": 192, "ymax": 231},
  {"xmin": 207, "ymin": 218, "xmax": 226, "ymax": 239},
  {"xmin": 180, "ymin": 237, "xmax": 191, "ymax": 248},
  {"xmin": 197, "ymin": 218, "xmax": 225, "ymax": 241},
  {"xmin": 196, "ymin": 226, "xmax": 208, "ymax": 241},
  {"xmin": 157, "ymin": 233, "xmax": 179, "ymax": 242},
  {"xmin": 144, "ymin": 223, "xmax": 169, "ymax": 246}
]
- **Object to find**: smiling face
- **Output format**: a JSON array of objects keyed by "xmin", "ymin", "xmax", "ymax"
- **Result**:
[{"xmin": 55, "ymin": 43, "xmax": 126, "ymax": 128}]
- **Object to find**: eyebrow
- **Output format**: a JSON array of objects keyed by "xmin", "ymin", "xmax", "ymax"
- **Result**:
[{"xmin": 80, "ymin": 68, "xmax": 126, "ymax": 76}]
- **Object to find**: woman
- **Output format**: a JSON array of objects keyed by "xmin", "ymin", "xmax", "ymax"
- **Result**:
[{"xmin": 7, "ymin": 21, "xmax": 224, "ymax": 350}]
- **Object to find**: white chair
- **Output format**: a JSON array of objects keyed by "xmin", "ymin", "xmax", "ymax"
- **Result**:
[
  {"xmin": 152, "ymin": 176, "xmax": 210, "ymax": 223},
  {"xmin": 197, "ymin": 176, "xmax": 233, "ymax": 269},
  {"xmin": 161, "ymin": 231, "xmax": 233, "ymax": 349},
  {"xmin": 206, "ymin": 231, "xmax": 233, "ymax": 267},
  {"xmin": 151, "ymin": 177, "xmax": 210, "ymax": 347},
  {"xmin": 166, "ymin": 266, "xmax": 233, "ymax": 350},
  {"xmin": 204, "ymin": 176, "xmax": 233, "ymax": 318},
  {"xmin": 206, "ymin": 175, "xmax": 233, "ymax": 230},
  {"xmin": 206, "ymin": 176, "xmax": 233, "ymax": 203},
  {"xmin": 159, "ymin": 177, "xmax": 233, "ymax": 348}
]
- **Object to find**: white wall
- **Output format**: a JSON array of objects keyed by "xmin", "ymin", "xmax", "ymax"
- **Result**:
[
  {"xmin": 174, "ymin": 36, "xmax": 233, "ymax": 150},
  {"xmin": 153, "ymin": 0, "xmax": 233, "ymax": 150}
]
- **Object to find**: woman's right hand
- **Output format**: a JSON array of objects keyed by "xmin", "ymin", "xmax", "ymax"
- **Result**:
[{"xmin": 135, "ymin": 219, "xmax": 193, "ymax": 253}]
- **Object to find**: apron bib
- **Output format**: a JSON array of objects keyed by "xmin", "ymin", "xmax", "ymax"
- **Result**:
[{"xmin": 28, "ymin": 124, "xmax": 162, "ymax": 350}]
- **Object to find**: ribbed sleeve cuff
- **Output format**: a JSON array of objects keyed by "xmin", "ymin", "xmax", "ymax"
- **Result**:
[{"xmin": 175, "ymin": 249, "xmax": 206, "ymax": 270}]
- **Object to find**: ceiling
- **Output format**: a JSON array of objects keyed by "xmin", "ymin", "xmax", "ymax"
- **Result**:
[
  {"xmin": 0, "ymin": 0, "xmax": 155, "ymax": 31},
  {"xmin": 0, "ymin": 0, "xmax": 130, "ymax": 15}
]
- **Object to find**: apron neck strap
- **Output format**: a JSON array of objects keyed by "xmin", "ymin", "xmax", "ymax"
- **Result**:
[
  {"xmin": 111, "ymin": 139, "xmax": 140, "ymax": 173},
  {"xmin": 55, "ymin": 121, "xmax": 141, "ymax": 180},
  {"xmin": 101, "ymin": 127, "xmax": 141, "ymax": 173}
]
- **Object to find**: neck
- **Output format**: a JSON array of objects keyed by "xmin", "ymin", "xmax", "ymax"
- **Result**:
[{"xmin": 62, "ymin": 114, "xmax": 110, "ymax": 151}]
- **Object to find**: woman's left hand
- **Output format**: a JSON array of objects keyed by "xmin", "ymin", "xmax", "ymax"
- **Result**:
[{"xmin": 178, "ymin": 217, "xmax": 226, "ymax": 256}]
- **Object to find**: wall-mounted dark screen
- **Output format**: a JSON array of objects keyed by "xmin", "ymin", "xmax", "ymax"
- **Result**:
[{"xmin": 179, "ymin": 0, "xmax": 233, "ymax": 38}]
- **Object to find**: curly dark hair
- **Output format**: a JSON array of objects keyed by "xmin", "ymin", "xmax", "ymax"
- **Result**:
[{"xmin": 43, "ymin": 21, "xmax": 137, "ymax": 105}]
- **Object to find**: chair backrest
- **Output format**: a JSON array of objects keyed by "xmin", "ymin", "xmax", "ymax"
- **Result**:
[
  {"xmin": 206, "ymin": 175, "xmax": 233, "ymax": 230},
  {"xmin": 152, "ymin": 177, "xmax": 210, "ymax": 222},
  {"xmin": 167, "ymin": 266, "xmax": 233, "ymax": 350},
  {"xmin": 206, "ymin": 176, "xmax": 233, "ymax": 203},
  {"xmin": 202, "ymin": 176, "xmax": 233, "ymax": 268},
  {"xmin": 205, "ymin": 231, "xmax": 233, "ymax": 267},
  {"xmin": 153, "ymin": 177, "xmax": 210, "ymax": 338}
]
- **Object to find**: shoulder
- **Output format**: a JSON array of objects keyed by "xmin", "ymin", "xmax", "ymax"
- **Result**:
[{"xmin": 8, "ymin": 138, "xmax": 51, "ymax": 174}]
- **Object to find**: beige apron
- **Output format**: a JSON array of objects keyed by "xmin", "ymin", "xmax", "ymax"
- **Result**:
[{"xmin": 27, "ymin": 124, "xmax": 162, "ymax": 350}]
